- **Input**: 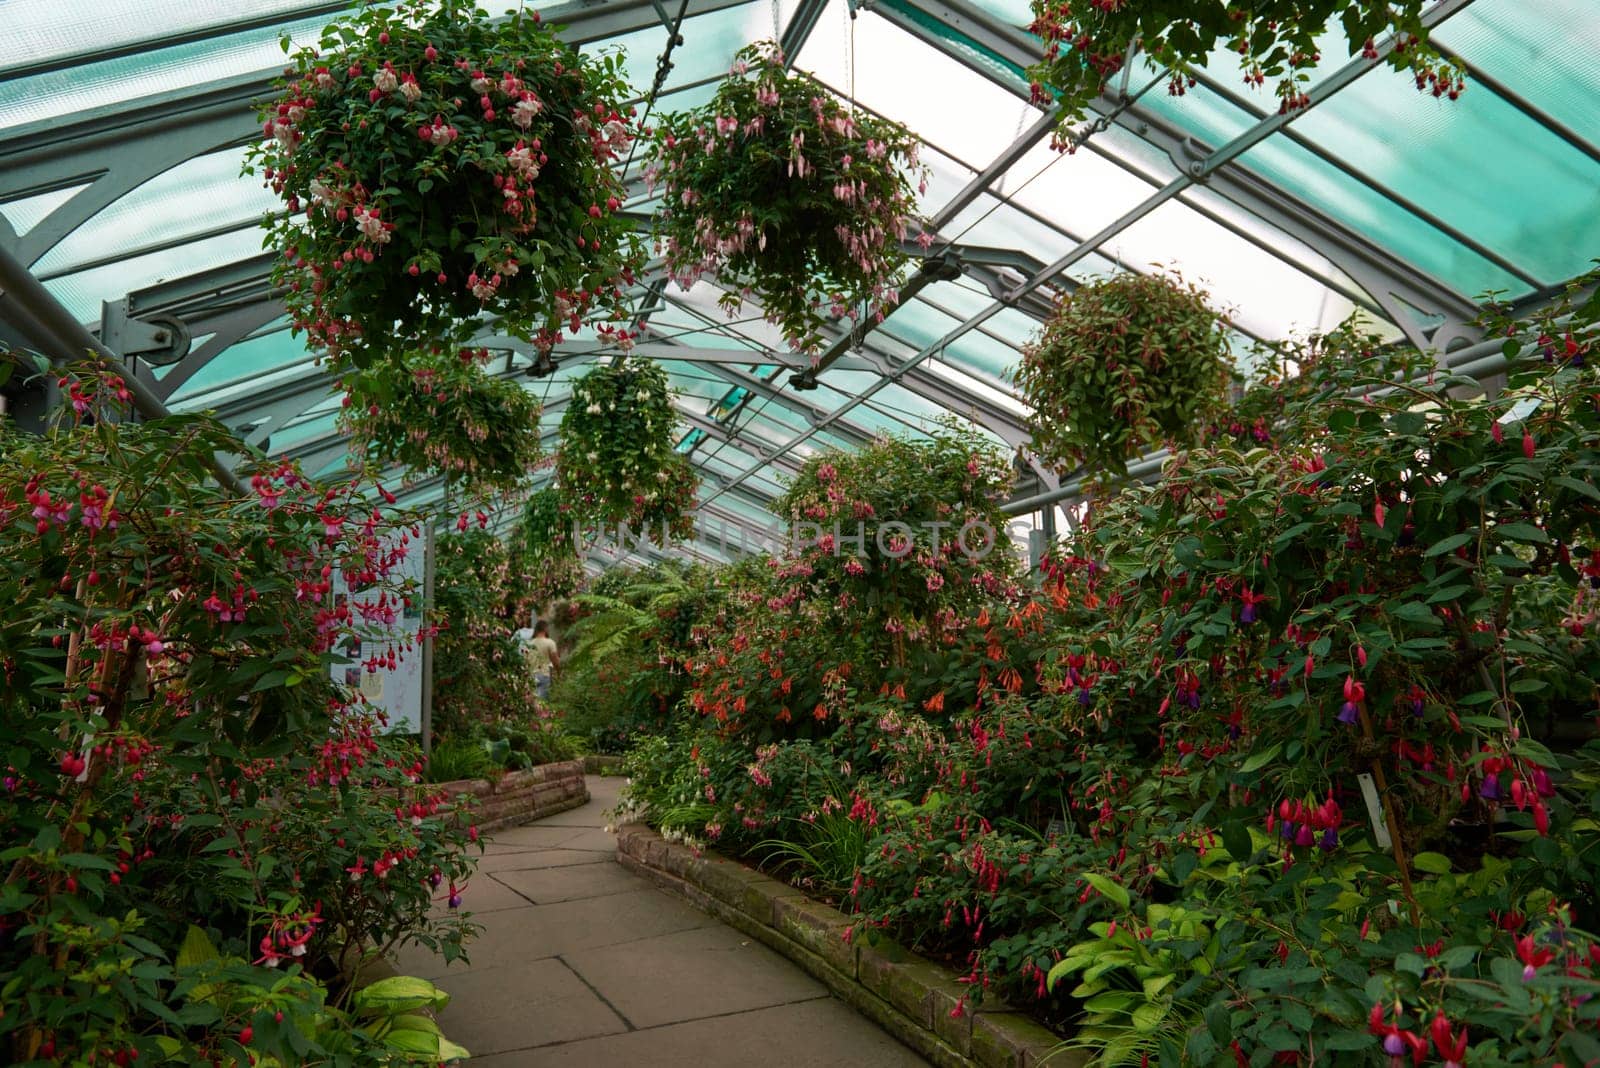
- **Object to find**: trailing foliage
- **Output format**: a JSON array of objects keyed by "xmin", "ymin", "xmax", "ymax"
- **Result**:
[
  {"xmin": 0, "ymin": 358, "xmax": 480, "ymax": 1065},
  {"xmin": 505, "ymin": 487, "xmax": 584, "ymax": 616},
  {"xmin": 556, "ymin": 360, "xmax": 698, "ymax": 538},
  {"xmin": 647, "ymin": 41, "xmax": 930, "ymax": 353},
  {"xmin": 339, "ymin": 346, "xmax": 543, "ymax": 495},
  {"xmin": 1016, "ymin": 270, "xmax": 1232, "ymax": 476},
  {"xmin": 1025, "ymin": 0, "xmax": 1464, "ymax": 133}
]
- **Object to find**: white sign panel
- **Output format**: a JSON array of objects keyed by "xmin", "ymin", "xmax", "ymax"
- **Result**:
[{"xmin": 329, "ymin": 530, "xmax": 427, "ymax": 734}]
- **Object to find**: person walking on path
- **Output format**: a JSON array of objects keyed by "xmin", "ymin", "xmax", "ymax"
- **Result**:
[{"xmin": 518, "ymin": 618, "xmax": 560, "ymax": 700}]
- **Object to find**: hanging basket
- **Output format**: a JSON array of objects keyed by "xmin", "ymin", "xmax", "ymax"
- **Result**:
[
  {"xmin": 646, "ymin": 41, "xmax": 929, "ymax": 354},
  {"xmin": 556, "ymin": 361, "xmax": 699, "ymax": 539},
  {"xmin": 1017, "ymin": 270, "xmax": 1232, "ymax": 475},
  {"xmin": 251, "ymin": 0, "xmax": 644, "ymax": 372}
]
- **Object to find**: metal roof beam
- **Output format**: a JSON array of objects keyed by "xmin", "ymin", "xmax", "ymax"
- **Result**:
[
  {"xmin": 873, "ymin": 0, "xmax": 1484, "ymax": 348},
  {"xmin": 0, "ymin": 0, "xmax": 754, "ymax": 268}
]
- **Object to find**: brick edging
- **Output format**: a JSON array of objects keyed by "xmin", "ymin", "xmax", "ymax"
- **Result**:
[
  {"xmin": 433, "ymin": 759, "xmax": 588, "ymax": 833},
  {"xmin": 615, "ymin": 824, "xmax": 1082, "ymax": 1068}
]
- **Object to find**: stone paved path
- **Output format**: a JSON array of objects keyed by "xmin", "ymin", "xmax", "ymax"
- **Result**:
[{"xmin": 396, "ymin": 775, "xmax": 930, "ymax": 1067}]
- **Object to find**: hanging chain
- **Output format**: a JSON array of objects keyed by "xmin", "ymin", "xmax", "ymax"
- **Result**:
[{"xmin": 771, "ymin": 0, "xmax": 781, "ymax": 43}]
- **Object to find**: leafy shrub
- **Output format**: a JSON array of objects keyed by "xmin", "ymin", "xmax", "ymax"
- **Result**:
[{"xmin": 0, "ymin": 359, "xmax": 479, "ymax": 1063}]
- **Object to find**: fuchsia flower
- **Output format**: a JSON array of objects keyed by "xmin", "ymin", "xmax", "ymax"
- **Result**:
[{"xmin": 1337, "ymin": 675, "xmax": 1364, "ymax": 725}]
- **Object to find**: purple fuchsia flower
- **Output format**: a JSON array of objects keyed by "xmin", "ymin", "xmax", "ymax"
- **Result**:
[
  {"xmin": 1337, "ymin": 675, "xmax": 1365, "ymax": 725},
  {"xmin": 1479, "ymin": 774, "xmax": 1502, "ymax": 802}
]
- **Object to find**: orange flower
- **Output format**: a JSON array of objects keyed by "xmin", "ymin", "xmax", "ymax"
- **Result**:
[
  {"xmin": 975, "ymin": 607, "xmax": 990, "ymax": 627},
  {"xmin": 776, "ymin": 706, "xmax": 792, "ymax": 722},
  {"xmin": 924, "ymin": 691, "xmax": 945, "ymax": 713},
  {"xmin": 812, "ymin": 702, "xmax": 828, "ymax": 721}
]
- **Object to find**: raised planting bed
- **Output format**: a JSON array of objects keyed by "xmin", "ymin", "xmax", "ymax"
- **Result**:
[
  {"xmin": 433, "ymin": 760, "xmax": 587, "ymax": 833},
  {"xmin": 615, "ymin": 824, "xmax": 1083, "ymax": 1068},
  {"xmin": 581, "ymin": 754, "xmax": 626, "ymax": 775}
]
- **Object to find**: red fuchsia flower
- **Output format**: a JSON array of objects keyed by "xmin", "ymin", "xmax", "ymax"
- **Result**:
[
  {"xmin": 1337, "ymin": 675, "xmax": 1364, "ymax": 725},
  {"xmin": 1516, "ymin": 933, "xmax": 1555, "ymax": 980},
  {"xmin": 1430, "ymin": 1013, "xmax": 1468, "ymax": 1066},
  {"xmin": 1523, "ymin": 430, "xmax": 1536, "ymax": 458},
  {"xmin": 1368, "ymin": 1003, "xmax": 1427, "ymax": 1066},
  {"xmin": 1237, "ymin": 588, "xmax": 1268, "ymax": 624}
]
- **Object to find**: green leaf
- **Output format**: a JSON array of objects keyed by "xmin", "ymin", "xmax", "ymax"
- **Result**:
[
  {"xmin": 1496, "ymin": 522, "xmax": 1548, "ymax": 543},
  {"xmin": 352, "ymin": 975, "xmax": 451, "ymax": 1015},
  {"xmin": 1132, "ymin": 1001, "xmax": 1168, "ymax": 1032},
  {"xmin": 1411, "ymin": 852, "xmax": 1451, "ymax": 875},
  {"xmin": 1083, "ymin": 872, "xmax": 1130, "ymax": 910},
  {"xmin": 1239, "ymin": 742, "xmax": 1281, "ymax": 774},
  {"xmin": 175, "ymin": 926, "xmax": 220, "ymax": 970},
  {"xmin": 1221, "ymin": 821, "xmax": 1253, "ymax": 863},
  {"xmin": 1423, "ymin": 532, "xmax": 1473, "ymax": 557}
]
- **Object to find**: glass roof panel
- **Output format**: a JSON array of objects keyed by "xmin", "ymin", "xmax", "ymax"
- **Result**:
[
  {"xmin": 0, "ymin": 15, "xmax": 331, "ymax": 135},
  {"xmin": 1433, "ymin": 0, "xmax": 1600, "ymax": 142},
  {"xmin": 165, "ymin": 323, "xmax": 306, "ymax": 404},
  {"xmin": 1291, "ymin": 65, "xmax": 1600, "ymax": 288},
  {"xmin": 6, "ymin": 0, "xmax": 340, "ymax": 71},
  {"xmin": 1, "ymin": 185, "xmax": 92, "ymax": 238},
  {"xmin": 33, "ymin": 149, "xmax": 273, "ymax": 279},
  {"xmin": 44, "ymin": 228, "xmax": 270, "ymax": 324},
  {"xmin": 799, "ymin": 1, "xmax": 1037, "ymax": 169}
]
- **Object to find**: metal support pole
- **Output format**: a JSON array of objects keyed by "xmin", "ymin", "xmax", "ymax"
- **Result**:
[
  {"xmin": 0, "ymin": 242, "xmax": 248, "ymax": 495},
  {"xmin": 419, "ymin": 524, "xmax": 436, "ymax": 759}
]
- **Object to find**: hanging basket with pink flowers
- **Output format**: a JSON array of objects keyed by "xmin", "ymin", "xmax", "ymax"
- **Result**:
[
  {"xmin": 338, "ymin": 346, "xmax": 543, "ymax": 495},
  {"xmin": 250, "ymin": 0, "xmax": 644, "ymax": 373},
  {"xmin": 646, "ymin": 41, "xmax": 929, "ymax": 354}
]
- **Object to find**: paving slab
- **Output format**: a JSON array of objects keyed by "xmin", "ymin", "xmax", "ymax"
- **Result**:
[
  {"xmin": 395, "ymin": 887, "xmax": 718, "ymax": 978},
  {"xmin": 486, "ymin": 825, "xmax": 597, "ymax": 850},
  {"xmin": 433, "ymin": 959, "xmax": 628, "ymax": 1054},
  {"xmin": 561, "ymin": 923, "xmax": 827, "ymax": 1029},
  {"xmin": 426, "ymin": 874, "xmax": 533, "ymax": 916},
  {"xmin": 402, "ymin": 777, "xmax": 929, "ymax": 1066},
  {"xmin": 494, "ymin": 861, "xmax": 644, "ymax": 904},
  {"xmin": 473, "ymin": 847, "xmax": 613, "ymax": 874},
  {"xmin": 467, "ymin": 996, "xmax": 931, "ymax": 1067}
]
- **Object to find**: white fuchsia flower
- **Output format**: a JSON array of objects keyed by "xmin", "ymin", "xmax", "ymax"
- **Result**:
[
  {"xmin": 373, "ymin": 68, "xmax": 398, "ymax": 93},
  {"xmin": 512, "ymin": 94, "xmax": 543, "ymax": 129},
  {"xmin": 399, "ymin": 74, "xmax": 422, "ymax": 103}
]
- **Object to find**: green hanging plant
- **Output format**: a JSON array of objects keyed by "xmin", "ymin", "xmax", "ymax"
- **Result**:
[
  {"xmin": 338, "ymin": 347, "xmax": 542, "ymax": 495},
  {"xmin": 1025, "ymin": 0, "xmax": 1464, "ymax": 131},
  {"xmin": 507, "ymin": 487, "xmax": 586, "ymax": 610},
  {"xmin": 557, "ymin": 361, "xmax": 699, "ymax": 540},
  {"xmin": 646, "ymin": 41, "xmax": 930, "ymax": 354},
  {"xmin": 250, "ymin": 0, "xmax": 644, "ymax": 372},
  {"xmin": 1016, "ymin": 270, "xmax": 1232, "ymax": 475}
]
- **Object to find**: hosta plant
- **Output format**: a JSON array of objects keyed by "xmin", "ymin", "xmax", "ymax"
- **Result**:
[
  {"xmin": 1025, "ymin": 0, "xmax": 1465, "ymax": 132},
  {"xmin": 339, "ymin": 345, "xmax": 542, "ymax": 495},
  {"xmin": 1017, "ymin": 270, "xmax": 1231, "ymax": 475},
  {"xmin": 251, "ymin": 0, "xmax": 643, "ymax": 371},
  {"xmin": 556, "ymin": 360, "xmax": 698, "ymax": 539},
  {"xmin": 647, "ymin": 41, "xmax": 930, "ymax": 353}
]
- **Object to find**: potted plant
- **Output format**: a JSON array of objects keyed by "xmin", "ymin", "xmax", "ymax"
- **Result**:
[
  {"xmin": 251, "ymin": 0, "xmax": 644, "ymax": 373},
  {"xmin": 339, "ymin": 346, "xmax": 543, "ymax": 495},
  {"xmin": 647, "ymin": 41, "xmax": 929, "ymax": 353},
  {"xmin": 1016, "ymin": 270, "xmax": 1232, "ymax": 475},
  {"xmin": 556, "ymin": 360, "xmax": 698, "ymax": 540}
]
